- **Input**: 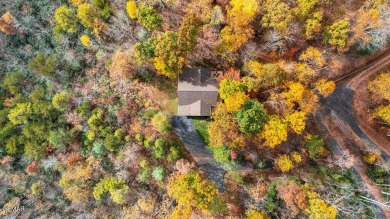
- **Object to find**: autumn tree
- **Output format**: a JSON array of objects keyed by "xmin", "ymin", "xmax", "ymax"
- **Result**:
[
  {"xmin": 126, "ymin": 1, "xmax": 137, "ymax": 19},
  {"xmin": 77, "ymin": 3, "xmax": 98, "ymax": 30},
  {"xmin": 363, "ymin": 151, "xmax": 380, "ymax": 164},
  {"xmin": 0, "ymin": 11, "xmax": 18, "ymax": 34},
  {"xmin": 210, "ymin": 5, "xmax": 225, "ymax": 25},
  {"xmin": 52, "ymin": 91, "xmax": 70, "ymax": 111},
  {"xmin": 227, "ymin": 0, "xmax": 258, "ymax": 27},
  {"xmin": 235, "ymin": 99, "xmax": 268, "ymax": 134},
  {"xmin": 178, "ymin": 14, "xmax": 200, "ymax": 56},
  {"xmin": 293, "ymin": 63, "xmax": 316, "ymax": 84},
  {"xmin": 276, "ymin": 181, "xmax": 308, "ymax": 217},
  {"xmin": 302, "ymin": 184, "xmax": 337, "ymax": 219},
  {"xmin": 305, "ymin": 10, "xmax": 323, "ymax": 39},
  {"xmin": 368, "ymin": 72, "xmax": 390, "ymax": 101},
  {"xmin": 260, "ymin": 0, "xmax": 292, "ymax": 32},
  {"xmin": 280, "ymin": 82, "xmax": 319, "ymax": 113},
  {"xmin": 109, "ymin": 50, "xmax": 135, "ymax": 79},
  {"xmin": 293, "ymin": 0, "xmax": 319, "ymax": 20},
  {"xmin": 167, "ymin": 171, "xmax": 225, "ymax": 218},
  {"xmin": 54, "ymin": 6, "xmax": 78, "ymax": 33},
  {"xmin": 217, "ymin": 68, "xmax": 241, "ymax": 83},
  {"xmin": 26, "ymin": 161, "xmax": 39, "ymax": 174},
  {"xmin": 185, "ymin": 0, "xmax": 213, "ymax": 23},
  {"xmin": 314, "ymin": 79, "xmax": 336, "ymax": 97},
  {"xmin": 243, "ymin": 61, "xmax": 287, "ymax": 90},
  {"xmin": 218, "ymin": 0, "xmax": 259, "ymax": 53},
  {"xmin": 136, "ymin": 4, "xmax": 162, "ymax": 31},
  {"xmin": 80, "ymin": 34, "xmax": 92, "ymax": 48},
  {"xmin": 324, "ymin": 19, "xmax": 351, "ymax": 51},
  {"xmin": 93, "ymin": 176, "xmax": 130, "ymax": 204},
  {"xmin": 224, "ymin": 91, "xmax": 249, "ymax": 112},
  {"xmin": 305, "ymin": 135, "xmax": 326, "ymax": 159},
  {"xmin": 219, "ymin": 26, "xmax": 252, "ymax": 55},
  {"xmin": 285, "ymin": 111, "xmax": 306, "ymax": 134},
  {"xmin": 8, "ymin": 103, "xmax": 32, "ymax": 126},
  {"xmin": 245, "ymin": 209, "xmax": 270, "ymax": 219},
  {"xmin": 291, "ymin": 152, "xmax": 302, "ymax": 163},
  {"xmin": 151, "ymin": 112, "xmax": 172, "ymax": 135},
  {"xmin": 65, "ymin": 153, "xmax": 83, "ymax": 168},
  {"xmin": 299, "ymin": 47, "xmax": 325, "ymax": 68},
  {"xmin": 28, "ymin": 53, "xmax": 57, "ymax": 77},
  {"xmin": 70, "ymin": 0, "xmax": 87, "ymax": 6},
  {"xmin": 275, "ymin": 154, "xmax": 294, "ymax": 172},
  {"xmin": 208, "ymin": 104, "xmax": 246, "ymax": 148},
  {"xmin": 352, "ymin": 8, "xmax": 380, "ymax": 46},
  {"xmin": 282, "ymin": 82, "xmax": 305, "ymax": 107},
  {"xmin": 261, "ymin": 116, "xmax": 288, "ymax": 148},
  {"xmin": 59, "ymin": 158, "xmax": 100, "ymax": 204},
  {"xmin": 31, "ymin": 180, "xmax": 44, "ymax": 196},
  {"xmin": 219, "ymin": 79, "xmax": 246, "ymax": 100},
  {"xmin": 153, "ymin": 31, "xmax": 184, "ymax": 78},
  {"xmin": 375, "ymin": 105, "xmax": 390, "ymax": 123}
]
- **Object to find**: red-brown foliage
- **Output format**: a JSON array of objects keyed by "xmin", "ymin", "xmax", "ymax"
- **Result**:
[
  {"xmin": 217, "ymin": 67, "xmax": 241, "ymax": 83},
  {"xmin": 0, "ymin": 156, "xmax": 13, "ymax": 165},
  {"xmin": 26, "ymin": 161, "xmax": 39, "ymax": 174},
  {"xmin": 65, "ymin": 153, "xmax": 83, "ymax": 169},
  {"xmin": 276, "ymin": 181, "xmax": 308, "ymax": 217},
  {"xmin": 0, "ymin": 12, "xmax": 18, "ymax": 34}
]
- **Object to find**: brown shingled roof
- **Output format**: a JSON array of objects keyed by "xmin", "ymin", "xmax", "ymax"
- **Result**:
[{"xmin": 178, "ymin": 67, "xmax": 218, "ymax": 116}]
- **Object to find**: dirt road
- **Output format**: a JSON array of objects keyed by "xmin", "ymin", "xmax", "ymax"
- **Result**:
[{"xmin": 315, "ymin": 52, "xmax": 390, "ymax": 218}]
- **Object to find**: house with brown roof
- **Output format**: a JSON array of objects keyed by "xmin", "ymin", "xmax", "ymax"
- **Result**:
[{"xmin": 177, "ymin": 67, "xmax": 219, "ymax": 116}]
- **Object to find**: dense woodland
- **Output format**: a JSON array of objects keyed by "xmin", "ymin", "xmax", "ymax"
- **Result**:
[{"xmin": 0, "ymin": 0, "xmax": 390, "ymax": 218}]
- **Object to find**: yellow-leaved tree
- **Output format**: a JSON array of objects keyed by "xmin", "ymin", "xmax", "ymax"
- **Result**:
[
  {"xmin": 218, "ymin": 0, "xmax": 259, "ymax": 53},
  {"xmin": 275, "ymin": 154, "xmax": 294, "ymax": 172},
  {"xmin": 368, "ymin": 72, "xmax": 390, "ymax": 101},
  {"xmin": 324, "ymin": 19, "xmax": 351, "ymax": 51},
  {"xmin": 245, "ymin": 209, "xmax": 270, "ymax": 219},
  {"xmin": 299, "ymin": 46, "xmax": 325, "ymax": 68},
  {"xmin": 260, "ymin": 0, "xmax": 293, "ymax": 32},
  {"xmin": 80, "ymin": 34, "xmax": 92, "ymax": 48},
  {"xmin": 285, "ymin": 111, "xmax": 306, "ymax": 134},
  {"xmin": 126, "ymin": 1, "xmax": 137, "ymax": 19},
  {"xmin": 375, "ymin": 105, "xmax": 390, "ymax": 123},
  {"xmin": 167, "ymin": 171, "xmax": 225, "ymax": 219},
  {"xmin": 302, "ymin": 184, "xmax": 337, "ymax": 219},
  {"xmin": 261, "ymin": 116, "xmax": 288, "ymax": 148},
  {"xmin": 225, "ymin": 91, "xmax": 249, "ymax": 112},
  {"xmin": 314, "ymin": 79, "xmax": 335, "ymax": 97},
  {"xmin": 208, "ymin": 104, "xmax": 246, "ymax": 148},
  {"xmin": 305, "ymin": 10, "xmax": 323, "ymax": 39},
  {"xmin": 282, "ymin": 82, "xmax": 319, "ymax": 113}
]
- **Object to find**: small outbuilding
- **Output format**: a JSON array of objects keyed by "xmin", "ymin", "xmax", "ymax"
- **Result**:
[{"xmin": 177, "ymin": 67, "xmax": 219, "ymax": 117}]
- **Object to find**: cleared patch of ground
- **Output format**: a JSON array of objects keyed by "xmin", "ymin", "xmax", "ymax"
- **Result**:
[{"xmin": 149, "ymin": 78, "xmax": 178, "ymax": 115}]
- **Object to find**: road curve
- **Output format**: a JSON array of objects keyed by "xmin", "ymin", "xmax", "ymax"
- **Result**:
[{"xmin": 315, "ymin": 52, "xmax": 390, "ymax": 218}]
